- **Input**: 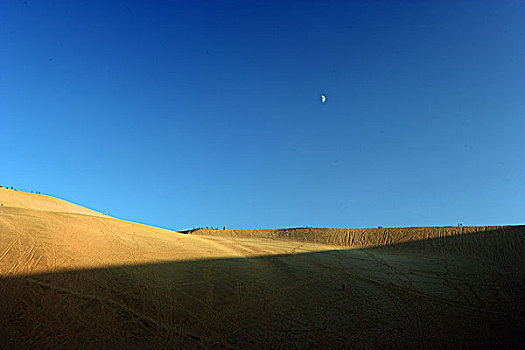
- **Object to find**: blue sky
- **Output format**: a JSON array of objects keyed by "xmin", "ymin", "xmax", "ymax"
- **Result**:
[{"xmin": 1, "ymin": 0, "xmax": 524, "ymax": 230}]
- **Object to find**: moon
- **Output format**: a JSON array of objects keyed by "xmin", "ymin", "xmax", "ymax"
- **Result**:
[{"xmin": 321, "ymin": 94, "xmax": 326, "ymax": 103}]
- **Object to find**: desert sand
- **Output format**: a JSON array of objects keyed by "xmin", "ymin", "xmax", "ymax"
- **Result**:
[{"xmin": 0, "ymin": 187, "xmax": 523, "ymax": 349}]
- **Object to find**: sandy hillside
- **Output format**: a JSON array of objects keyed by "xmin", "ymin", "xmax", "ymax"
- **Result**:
[
  {"xmin": 0, "ymin": 187, "xmax": 105, "ymax": 217},
  {"xmin": 0, "ymin": 187, "xmax": 524, "ymax": 349}
]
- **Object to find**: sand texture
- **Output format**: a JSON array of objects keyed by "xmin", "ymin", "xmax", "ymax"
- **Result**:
[{"xmin": 0, "ymin": 187, "xmax": 524, "ymax": 349}]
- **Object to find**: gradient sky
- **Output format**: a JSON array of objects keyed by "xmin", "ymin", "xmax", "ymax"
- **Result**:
[{"xmin": 1, "ymin": 0, "xmax": 524, "ymax": 230}]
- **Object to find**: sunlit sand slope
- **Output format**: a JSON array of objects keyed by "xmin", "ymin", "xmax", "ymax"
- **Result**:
[
  {"xmin": 0, "ymin": 187, "xmax": 104, "ymax": 217},
  {"xmin": 0, "ymin": 189, "xmax": 524, "ymax": 349},
  {"xmin": 192, "ymin": 225, "xmax": 522, "ymax": 253},
  {"xmin": 0, "ymin": 205, "xmax": 336, "ymax": 276}
]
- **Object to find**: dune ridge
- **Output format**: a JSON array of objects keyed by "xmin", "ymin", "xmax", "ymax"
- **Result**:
[
  {"xmin": 191, "ymin": 225, "xmax": 525, "ymax": 261},
  {"xmin": 0, "ymin": 187, "xmax": 104, "ymax": 217},
  {"xmin": 1, "ymin": 188, "xmax": 524, "ymax": 349}
]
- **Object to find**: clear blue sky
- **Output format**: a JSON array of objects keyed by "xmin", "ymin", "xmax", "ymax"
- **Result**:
[{"xmin": 1, "ymin": 1, "xmax": 524, "ymax": 230}]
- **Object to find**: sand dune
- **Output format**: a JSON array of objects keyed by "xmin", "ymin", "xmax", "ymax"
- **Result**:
[
  {"xmin": 191, "ymin": 225, "xmax": 524, "ymax": 260},
  {"xmin": 0, "ymin": 188, "xmax": 524, "ymax": 349},
  {"xmin": 0, "ymin": 187, "xmax": 104, "ymax": 217},
  {"xmin": 0, "ymin": 188, "xmax": 339, "ymax": 275}
]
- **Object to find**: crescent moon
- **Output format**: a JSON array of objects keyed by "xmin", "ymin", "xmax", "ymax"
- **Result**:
[{"xmin": 321, "ymin": 94, "xmax": 326, "ymax": 103}]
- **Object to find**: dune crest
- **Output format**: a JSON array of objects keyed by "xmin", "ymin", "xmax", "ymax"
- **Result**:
[
  {"xmin": 1, "ymin": 188, "xmax": 524, "ymax": 349},
  {"xmin": 0, "ymin": 187, "xmax": 104, "ymax": 217}
]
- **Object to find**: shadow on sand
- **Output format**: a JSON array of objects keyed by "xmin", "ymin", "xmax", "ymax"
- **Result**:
[{"xmin": 1, "ymin": 227, "xmax": 524, "ymax": 349}]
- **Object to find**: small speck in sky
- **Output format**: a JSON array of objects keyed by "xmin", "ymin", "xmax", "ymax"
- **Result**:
[{"xmin": 320, "ymin": 94, "xmax": 326, "ymax": 103}]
